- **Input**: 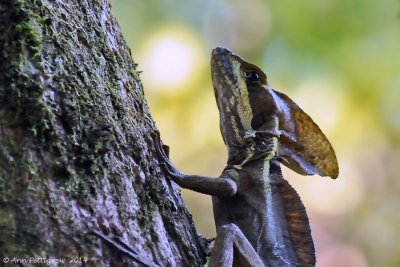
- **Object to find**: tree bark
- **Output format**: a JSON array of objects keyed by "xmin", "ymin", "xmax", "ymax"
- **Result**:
[{"xmin": 0, "ymin": 0, "xmax": 207, "ymax": 266}]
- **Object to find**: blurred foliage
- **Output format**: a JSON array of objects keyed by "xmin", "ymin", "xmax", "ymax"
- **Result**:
[{"xmin": 111, "ymin": 0, "xmax": 400, "ymax": 266}]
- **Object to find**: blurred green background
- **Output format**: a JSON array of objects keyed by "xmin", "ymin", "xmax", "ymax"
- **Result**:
[{"xmin": 111, "ymin": 0, "xmax": 400, "ymax": 266}]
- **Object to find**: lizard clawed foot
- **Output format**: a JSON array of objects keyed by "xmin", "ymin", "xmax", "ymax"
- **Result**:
[{"xmin": 146, "ymin": 130, "xmax": 185, "ymax": 182}]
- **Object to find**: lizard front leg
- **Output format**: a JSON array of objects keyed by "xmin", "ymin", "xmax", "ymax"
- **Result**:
[
  {"xmin": 209, "ymin": 224, "xmax": 265, "ymax": 267},
  {"xmin": 148, "ymin": 131, "xmax": 237, "ymax": 198}
]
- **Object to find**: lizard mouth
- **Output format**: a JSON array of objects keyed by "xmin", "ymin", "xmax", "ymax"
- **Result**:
[
  {"xmin": 210, "ymin": 47, "xmax": 245, "ymax": 148},
  {"xmin": 210, "ymin": 47, "xmax": 240, "ymax": 100},
  {"xmin": 211, "ymin": 47, "xmax": 239, "ymax": 86}
]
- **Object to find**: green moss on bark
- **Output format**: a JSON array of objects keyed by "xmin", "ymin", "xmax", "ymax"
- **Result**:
[{"xmin": 0, "ymin": 0, "xmax": 207, "ymax": 266}]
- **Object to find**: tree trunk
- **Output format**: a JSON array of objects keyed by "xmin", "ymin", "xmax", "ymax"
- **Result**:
[{"xmin": 0, "ymin": 0, "xmax": 207, "ymax": 266}]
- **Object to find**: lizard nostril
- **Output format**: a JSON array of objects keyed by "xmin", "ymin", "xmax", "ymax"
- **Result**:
[{"xmin": 213, "ymin": 46, "xmax": 231, "ymax": 56}]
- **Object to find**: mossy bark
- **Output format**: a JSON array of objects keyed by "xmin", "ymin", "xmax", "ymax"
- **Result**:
[{"xmin": 0, "ymin": 0, "xmax": 207, "ymax": 266}]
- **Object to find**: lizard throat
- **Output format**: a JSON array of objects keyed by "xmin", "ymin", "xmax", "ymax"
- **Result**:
[{"xmin": 227, "ymin": 135, "xmax": 278, "ymax": 167}]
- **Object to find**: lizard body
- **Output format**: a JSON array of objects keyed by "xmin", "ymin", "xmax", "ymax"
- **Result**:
[{"xmin": 153, "ymin": 47, "xmax": 338, "ymax": 266}]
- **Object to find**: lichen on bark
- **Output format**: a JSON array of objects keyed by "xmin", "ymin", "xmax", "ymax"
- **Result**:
[{"xmin": 0, "ymin": 0, "xmax": 207, "ymax": 266}]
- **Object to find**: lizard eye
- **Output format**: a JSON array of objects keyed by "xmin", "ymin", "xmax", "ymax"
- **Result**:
[{"xmin": 245, "ymin": 70, "xmax": 260, "ymax": 83}]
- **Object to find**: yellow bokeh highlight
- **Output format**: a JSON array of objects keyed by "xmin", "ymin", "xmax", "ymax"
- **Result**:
[
  {"xmin": 292, "ymin": 77, "xmax": 346, "ymax": 133},
  {"xmin": 139, "ymin": 25, "xmax": 205, "ymax": 92}
]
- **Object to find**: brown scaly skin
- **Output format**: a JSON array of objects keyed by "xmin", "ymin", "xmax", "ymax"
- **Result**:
[{"xmin": 106, "ymin": 47, "xmax": 338, "ymax": 267}]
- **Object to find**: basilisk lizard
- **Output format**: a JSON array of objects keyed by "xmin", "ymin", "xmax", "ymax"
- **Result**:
[{"xmin": 94, "ymin": 47, "xmax": 339, "ymax": 267}]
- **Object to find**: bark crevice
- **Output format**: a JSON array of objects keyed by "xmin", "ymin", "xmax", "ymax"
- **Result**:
[{"xmin": 0, "ymin": 0, "xmax": 207, "ymax": 266}]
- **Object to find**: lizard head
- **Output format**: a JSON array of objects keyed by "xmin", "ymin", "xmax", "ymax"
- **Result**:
[
  {"xmin": 211, "ymin": 47, "xmax": 338, "ymax": 178},
  {"xmin": 211, "ymin": 47, "xmax": 280, "ymax": 163}
]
